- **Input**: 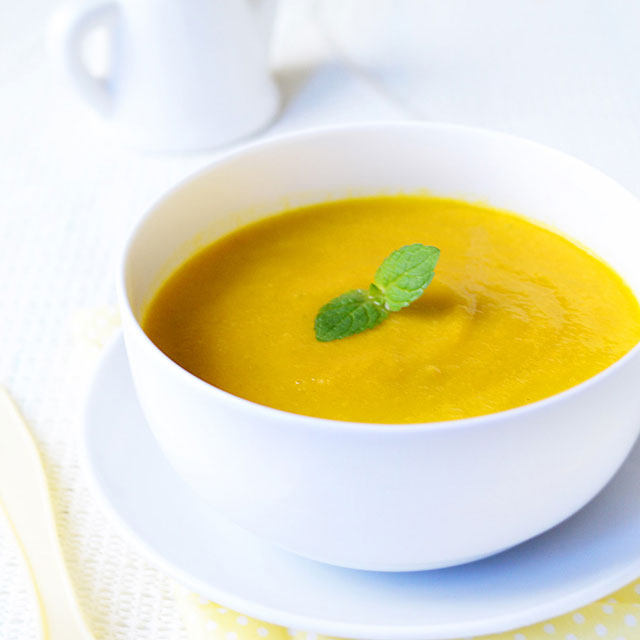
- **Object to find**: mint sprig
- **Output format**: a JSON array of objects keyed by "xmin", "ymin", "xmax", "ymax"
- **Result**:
[
  {"xmin": 314, "ymin": 289, "xmax": 389, "ymax": 343},
  {"xmin": 314, "ymin": 244, "xmax": 440, "ymax": 342}
]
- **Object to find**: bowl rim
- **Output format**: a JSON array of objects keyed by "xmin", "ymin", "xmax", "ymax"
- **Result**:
[{"xmin": 118, "ymin": 120, "xmax": 640, "ymax": 434}]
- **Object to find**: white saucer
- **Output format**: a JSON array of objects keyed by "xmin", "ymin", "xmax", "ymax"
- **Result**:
[{"xmin": 82, "ymin": 335, "xmax": 640, "ymax": 640}]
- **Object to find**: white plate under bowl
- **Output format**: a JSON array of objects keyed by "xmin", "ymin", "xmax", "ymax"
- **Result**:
[{"xmin": 82, "ymin": 335, "xmax": 640, "ymax": 640}]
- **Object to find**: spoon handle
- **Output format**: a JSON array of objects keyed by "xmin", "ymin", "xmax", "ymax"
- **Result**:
[{"xmin": 0, "ymin": 386, "xmax": 95, "ymax": 640}]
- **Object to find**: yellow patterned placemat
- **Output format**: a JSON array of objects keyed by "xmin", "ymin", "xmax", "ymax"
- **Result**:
[{"xmin": 178, "ymin": 579, "xmax": 640, "ymax": 640}]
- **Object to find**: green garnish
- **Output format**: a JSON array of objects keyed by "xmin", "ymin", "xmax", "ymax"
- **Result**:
[{"xmin": 314, "ymin": 244, "xmax": 440, "ymax": 342}]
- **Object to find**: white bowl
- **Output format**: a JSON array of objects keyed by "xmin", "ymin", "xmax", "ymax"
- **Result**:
[{"xmin": 119, "ymin": 123, "xmax": 640, "ymax": 571}]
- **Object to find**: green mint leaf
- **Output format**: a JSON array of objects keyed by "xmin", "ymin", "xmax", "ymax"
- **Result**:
[
  {"xmin": 368, "ymin": 282, "xmax": 386, "ymax": 303},
  {"xmin": 314, "ymin": 289, "xmax": 388, "ymax": 342},
  {"xmin": 314, "ymin": 244, "xmax": 440, "ymax": 341},
  {"xmin": 374, "ymin": 244, "xmax": 440, "ymax": 312}
]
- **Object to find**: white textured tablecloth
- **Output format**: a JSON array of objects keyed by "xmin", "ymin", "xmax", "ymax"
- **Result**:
[{"xmin": 2, "ymin": 1, "xmax": 640, "ymax": 638}]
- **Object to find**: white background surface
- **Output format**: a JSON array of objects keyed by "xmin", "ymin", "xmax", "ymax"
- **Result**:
[{"xmin": 2, "ymin": 1, "xmax": 640, "ymax": 638}]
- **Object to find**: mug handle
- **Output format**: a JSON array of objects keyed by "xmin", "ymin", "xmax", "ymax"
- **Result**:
[{"xmin": 48, "ymin": 0, "xmax": 120, "ymax": 116}]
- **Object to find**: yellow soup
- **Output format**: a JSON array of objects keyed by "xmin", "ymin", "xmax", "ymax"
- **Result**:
[{"xmin": 142, "ymin": 196, "xmax": 640, "ymax": 423}]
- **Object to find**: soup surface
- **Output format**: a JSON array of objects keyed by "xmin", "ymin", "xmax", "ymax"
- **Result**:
[{"xmin": 142, "ymin": 196, "xmax": 640, "ymax": 423}]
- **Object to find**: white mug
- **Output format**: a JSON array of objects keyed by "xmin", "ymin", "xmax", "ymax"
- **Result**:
[{"xmin": 49, "ymin": 0, "xmax": 281, "ymax": 151}]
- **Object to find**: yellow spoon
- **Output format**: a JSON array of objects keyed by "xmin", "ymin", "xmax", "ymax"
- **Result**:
[{"xmin": 0, "ymin": 386, "xmax": 95, "ymax": 640}]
